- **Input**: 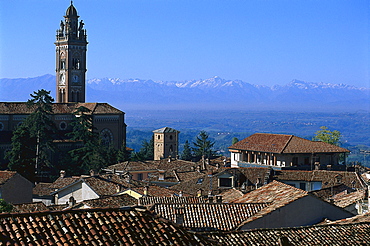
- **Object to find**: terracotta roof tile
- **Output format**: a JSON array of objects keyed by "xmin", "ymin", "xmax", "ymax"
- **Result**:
[
  {"xmin": 204, "ymin": 222, "xmax": 370, "ymax": 245},
  {"xmin": 273, "ymin": 170, "xmax": 365, "ymax": 189},
  {"xmin": 0, "ymin": 171, "xmax": 16, "ymax": 185},
  {"xmin": 218, "ymin": 189, "xmax": 244, "ymax": 203},
  {"xmin": 229, "ymin": 133, "xmax": 349, "ymax": 153},
  {"xmin": 326, "ymin": 212, "xmax": 370, "ymax": 224},
  {"xmin": 0, "ymin": 102, "xmax": 123, "ymax": 115},
  {"xmin": 11, "ymin": 202, "xmax": 49, "ymax": 213},
  {"xmin": 231, "ymin": 180, "xmax": 308, "ymax": 225},
  {"xmin": 76, "ymin": 194, "xmax": 137, "ymax": 208},
  {"xmin": 139, "ymin": 196, "xmax": 206, "ymax": 206},
  {"xmin": 0, "ymin": 207, "xmax": 216, "ymax": 245},
  {"xmin": 151, "ymin": 203, "xmax": 267, "ymax": 232}
]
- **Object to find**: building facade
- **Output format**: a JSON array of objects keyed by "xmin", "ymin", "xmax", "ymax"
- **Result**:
[
  {"xmin": 153, "ymin": 127, "xmax": 180, "ymax": 160},
  {"xmin": 229, "ymin": 133, "xmax": 350, "ymax": 170}
]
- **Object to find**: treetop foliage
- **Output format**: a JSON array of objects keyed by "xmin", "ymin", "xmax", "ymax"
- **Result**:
[{"xmin": 313, "ymin": 126, "xmax": 342, "ymax": 146}]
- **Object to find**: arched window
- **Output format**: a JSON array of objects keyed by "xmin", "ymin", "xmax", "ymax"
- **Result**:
[{"xmin": 100, "ymin": 128, "xmax": 113, "ymax": 146}]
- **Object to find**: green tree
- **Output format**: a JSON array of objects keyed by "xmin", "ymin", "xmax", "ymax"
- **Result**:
[
  {"xmin": 0, "ymin": 199, "xmax": 13, "ymax": 213},
  {"xmin": 117, "ymin": 144, "xmax": 131, "ymax": 162},
  {"xmin": 192, "ymin": 130, "xmax": 216, "ymax": 160},
  {"xmin": 134, "ymin": 136, "xmax": 154, "ymax": 161},
  {"xmin": 181, "ymin": 140, "xmax": 193, "ymax": 161},
  {"xmin": 6, "ymin": 89, "xmax": 56, "ymax": 182},
  {"xmin": 313, "ymin": 126, "xmax": 342, "ymax": 146},
  {"xmin": 232, "ymin": 137, "xmax": 239, "ymax": 145},
  {"xmin": 67, "ymin": 106, "xmax": 104, "ymax": 173}
]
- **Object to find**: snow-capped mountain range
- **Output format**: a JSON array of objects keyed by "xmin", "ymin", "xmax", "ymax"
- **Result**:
[{"xmin": 0, "ymin": 74, "xmax": 369, "ymax": 111}]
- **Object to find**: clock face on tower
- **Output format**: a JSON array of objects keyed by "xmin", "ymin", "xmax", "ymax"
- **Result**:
[
  {"xmin": 72, "ymin": 75, "xmax": 79, "ymax": 83},
  {"xmin": 59, "ymin": 73, "xmax": 65, "ymax": 85}
]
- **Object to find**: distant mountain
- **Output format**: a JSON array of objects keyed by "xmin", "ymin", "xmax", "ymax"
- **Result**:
[{"xmin": 1, "ymin": 74, "xmax": 369, "ymax": 112}]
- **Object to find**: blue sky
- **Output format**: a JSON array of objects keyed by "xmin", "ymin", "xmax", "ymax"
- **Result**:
[{"xmin": 0, "ymin": 0, "xmax": 368, "ymax": 87}]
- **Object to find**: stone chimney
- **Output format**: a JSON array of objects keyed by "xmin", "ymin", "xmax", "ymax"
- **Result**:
[
  {"xmin": 60, "ymin": 170, "xmax": 66, "ymax": 178},
  {"xmin": 90, "ymin": 169, "xmax": 96, "ymax": 177},
  {"xmin": 68, "ymin": 196, "xmax": 76, "ymax": 207},
  {"xmin": 197, "ymin": 189, "xmax": 203, "ymax": 197},
  {"xmin": 196, "ymin": 165, "xmax": 201, "ymax": 173},
  {"xmin": 144, "ymin": 186, "xmax": 149, "ymax": 196}
]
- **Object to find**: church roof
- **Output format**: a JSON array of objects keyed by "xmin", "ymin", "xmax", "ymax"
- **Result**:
[
  {"xmin": 0, "ymin": 102, "xmax": 124, "ymax": 115},
  {"xmin": 153, "ymin": 127, "xmax": 180, "ymax": 133},
  {"xmin": 229, "ymin": 133, "xmax": 349, "ymax": 154}
]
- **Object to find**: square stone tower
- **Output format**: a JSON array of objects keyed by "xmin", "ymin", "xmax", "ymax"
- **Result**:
[{"xmin": 153, "ymin": 127, "xmax": 180, "ymax": 160}]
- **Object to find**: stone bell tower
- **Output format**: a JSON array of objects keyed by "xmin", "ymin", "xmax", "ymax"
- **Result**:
[
  {"xmin": 55, "ymin": 2, "xmax": 88, "ymax": 103},
  {"xmin": 153, "ymin": 127, "xmax": 180, "ymax": 160}
]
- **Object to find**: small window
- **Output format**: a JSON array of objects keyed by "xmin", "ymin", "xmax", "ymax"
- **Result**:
[
  {"xmin": 299, "ymin": 183, "xmax": 307, "ymax": 191},
  {"xmin": 137, "ymin": 173, "xmax": 143, "ymax": 181},
  {"xmin": 219, "ymin": 178, "xmax": 232, "ymax": 187},
  {"xmin": 158, "ymin": 135, "xmax": 160, "ymax": 140},
  {"xmin": 196, "ymin": 178, "xmax": 203, "ymax": 184},
  {"xmin": 170, "ymin": 135, "xmax": 173, "ymax": 140},
  {"xmin": 59, "ymin": 121, "xmax": 67, "ymax": 130}
]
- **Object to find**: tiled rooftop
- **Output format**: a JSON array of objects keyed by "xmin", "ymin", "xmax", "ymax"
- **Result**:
[
  {"xmin": 0, "ymin": 102, "xmax": 123, "ymax": 115},
  {"xmin": 204, "ymin": 222, "xmax": 370, "ymax": 245},
  {"xmin": 151, "ymin": 203, "xmax": 267, "ymax": 232},
  {"xmin": 153, "ymin": 127, "xmax": 179, "ymax": 133},
  {"xmin": 0, "ymin": 207, "xmax": 215, "ymax": 245},
  {"xmin": 11, "ymin": 202, "xmax": 49, "ymax": 213},
  {"xmin": 0, "ymin": 171, "xmax": 16, "ymax": 185},
  {"xmin": 139, "ymin": 196, "xmax": 206, "ymax": 206},
  {"xmin": 325, "ymin": 212, "xmax": 370, "ymax": 224},
  {"xmin": 124, "ymin": 185, "xmax": 183, "ymax": 197},
  {"xmin": 218, "ymin": 189, "xmax": 244, "ymax": 203},
  {"xmin": 273, "ymin": 170, "xmax": 365, "ymax": 189},
  {"xmin": 75, "ymin": 194, "xmax": 137, "ymax": 209},
  {"xmin": 229, "ymin": 133, "xmax": 350, "ymax": 154},
  {"xmin": 231, "ymin": 180, "xmax": 308, "ymax": 225}
]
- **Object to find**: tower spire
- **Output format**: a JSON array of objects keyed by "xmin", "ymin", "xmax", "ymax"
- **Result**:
[{"xmin": 55, "ymin": 2, "xmax": 88, "ymax": 103}]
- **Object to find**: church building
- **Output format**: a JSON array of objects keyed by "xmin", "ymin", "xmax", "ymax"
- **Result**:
[{"xmin": 0, "ymin": 3, "xmax": 126, "ymax": 169}]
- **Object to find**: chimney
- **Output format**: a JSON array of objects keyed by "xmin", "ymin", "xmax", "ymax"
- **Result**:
[
  {"xmin": 196, "ymin": 165, "xmax": 201, "ymax": 173},
  {"xmin": 197, "ymin": 189, "xmax": 202, "ymax": 197},
  {"xmin": 202, "ymin": 155, "xmax": 206, "ymax": 170},
  {"xmin": 90, "ymin": 169, "xmax": 96, "ymax": 177},
  {"xmin": 216, "ymin": 163, "xmax": 220, "ymax": 170},
  {"xmin": 208, "ymin": 195, "xmax": 214, "ymax": 203},
  {"xmin": 68, "ymin": 196, "xmax": 76, "ymax": 207},
  {"xmin": 168, "ymin": 158, "xmax": 171, "ymax": 163},
  {"xmin": 60, "ymin": 170, "xmax": 66, "ymax": 178},
  {"xmin": 179, "ymin": 190, "xmax": 183, "ymax": 197},
  {"xmin": 191, "ymin": 166, "xmax": 195, "ymax": 172},
  {"xmin": 223, "ymin": 158, "xmax": 227, "ymax": 166},
  {"xmin": 279, "ymin": 236, "xmax": 291, "ymax": 246},
  {"xmin": 175, "ymin": 206, "xmax": 185, "ymax": 225},
  {"xmin": 158, "ymin": 170, "xmax": 165, "ymax": 181},
  {"xmin": 327, "ymin": 165, "xmax": 332, "ymax": 171},
  {"xmin": 144, "ymin": 186, "xmax": 148, "ymax": 196}
]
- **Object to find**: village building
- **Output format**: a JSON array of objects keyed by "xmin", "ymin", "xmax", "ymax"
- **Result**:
[
  {"xmin": 231, "ymin": 180, "xmax": 354, "ymax": 229},
  {"xmin": 153, "ymin": 127, "xmax": 180, "ymax": 160},
  {"xmin": 229, "ymin": 133, "xmax": 350, "ymax": 170}
]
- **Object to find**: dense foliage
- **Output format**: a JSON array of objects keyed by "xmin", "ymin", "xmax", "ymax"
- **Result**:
[{"xmin": 6, "ymin": 89, "xmax": 56, "ymax": 182}]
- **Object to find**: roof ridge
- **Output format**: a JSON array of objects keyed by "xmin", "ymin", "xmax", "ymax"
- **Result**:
[{"xmin": 280, "ymin": 134, "xmax": 294, "ymax": 154}]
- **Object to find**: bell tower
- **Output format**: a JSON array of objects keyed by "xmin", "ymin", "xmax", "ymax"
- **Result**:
[{"xmin": 55, "ymin": 2, "xmax": 88, "ymax": 103}]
